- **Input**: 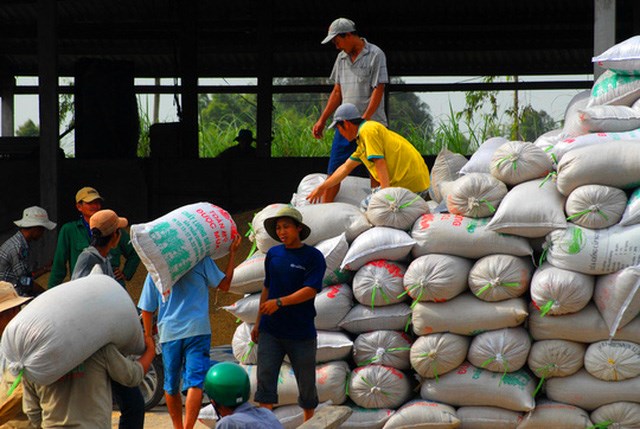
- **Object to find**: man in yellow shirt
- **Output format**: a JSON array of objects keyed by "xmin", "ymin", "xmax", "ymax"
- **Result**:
[{"xmin": 307, "ymin": 103, "xmax": 430, "ymax": 203}]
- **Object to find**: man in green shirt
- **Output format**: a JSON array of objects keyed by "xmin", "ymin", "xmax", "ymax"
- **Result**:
[{"xmin": 48, "ymin": 187, "xmax": 140, "ymax": 288}]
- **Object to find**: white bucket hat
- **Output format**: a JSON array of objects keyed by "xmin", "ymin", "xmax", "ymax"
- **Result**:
[{"xmin": 14, "ymin": 206, "xmax": 56, "ymax": 230}]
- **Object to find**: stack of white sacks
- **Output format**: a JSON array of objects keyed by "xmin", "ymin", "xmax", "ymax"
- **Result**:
[{"xmin": 220, "ymin": 37, "xmax": 640, "ymax": 429}]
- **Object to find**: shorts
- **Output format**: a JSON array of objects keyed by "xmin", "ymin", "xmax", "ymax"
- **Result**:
[
  {"xmin": 254, "ymin": 331, "xmax": 318, "ymax": 409},
  {"xmin": 161, "ymin": 334, "xmax": 211, "ymax": 395},
  {"xmin": 327, "ymin": 131, "xmax": 357, "ymax": 174}
]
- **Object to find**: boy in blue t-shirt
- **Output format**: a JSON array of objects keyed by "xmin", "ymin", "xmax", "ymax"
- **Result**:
[
  {"xmin": 138, "ymin": 234, "xmax": 241, "ymax": 429},
  {"xmin": 251, "ymin": 207, "xmax": 326, "ymax": 423}
]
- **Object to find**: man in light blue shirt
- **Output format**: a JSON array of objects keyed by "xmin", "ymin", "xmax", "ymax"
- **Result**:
[{"xmin": 139, "ymin": 235, "xmax": 241, "ymax": 429}]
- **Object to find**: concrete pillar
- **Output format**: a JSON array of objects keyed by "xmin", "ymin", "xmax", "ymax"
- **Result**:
[{"xmin": 594, "ymin": 0, "xmax": 617, "ymax": 79}]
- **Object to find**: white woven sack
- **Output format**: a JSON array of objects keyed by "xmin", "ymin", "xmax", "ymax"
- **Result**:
[
  {"xmin": 314, "ymin": 283, "xmax": 353, "ymax": 331},
  {"xmin": 298, "ymin": 202, "xmax": 372, "ymax": 245},
  {"xmin": 315, "ymin": 233, "xmax": 349, "ymax": 281},
  {"xmin": 411, "ymin": 294, "xmax": 528, "ymax": 336},
  {"xmin": 551, "ymin": 127, "xmax": 640, "ymax": 164},
  {"xmin": 196, "ymin": 404, "xmax": 217, "ymax": 428},
  {"xmin": 620, "ymin": 187, "xmax": 640, "ymax": 226},
  {"xmin": 365, "ymin": 187, "xmax": 429, "ymax": 231},
  {"xmin": 353, "ymin": 330, "xmax": 412, "ymax": 370},
  {"xmin": 594, "ymin": 266, "xmax": 640, "ymax": 335},
  {"xmin": 593, "ymin": 35, "xmax": 640, "ymax": 75},
  {"xmin": 517, "ymin": 400, "xmax": 592, "ymax": 428},
  {"xmin": 411, "ymin": 213, "xmax": 533, "ymax": 259},
  {"xmin": 420, "ymin": 362, "xmax": 536, "ymax": 412},
  {"xmin": 323, "ymin": 267, "xmax": 353, "ymax": 288},
  {"xmin": 429, "ymin": 148, "xmax": 468, "ymax": 203},
  {"xmin": 445, "ymin": 173, "xmax": 507, "ymax": 218},
  {"xmin": 348, "ymin": 364, "xmax": 411, "ymax": 409},
  {"xmin": 272, "ymin": 402, "xmax": 331, "ymax": 429},
  {"xmin": 467, "ymin": 327, "xmax": 531, "ymax": 373},
  {"xmin": 341, "ymin": 406, "xmax": 394, "ymax": 429},
  {"xmin": 485, "ymin": 179, "xmax": 567, "ymax": 238},
  {"xmin": 530, "ymin": 262, "xmax": 594, "ymax": 316},
  {"xmin": 403, "ymin": 254, "xmax": 472, "ymax": 304},
  {"xmin": 590, "ymin": 402, "xmax": 640, "ymax": 429},
  {"xmin": 340, "ymin": 227, "xmax": 415, "ymax": 271},
  {"xmin": 545, "ymin": 224, "xmax": 640, "ymax": 275},
  {"xmin": 229, "ymin": 252, "xmax": 265, "ymax": 295},
  {"xmin": 588, "ymin": 69, "xmax": 640, "ymax": 107},
  {"xmin": 468, "ymin": 254, "xmax": 533, "ymax": 302},
  {"xmin": 338, "ymin": 303, "xmax": 411, "ymax": 334},
  {"xmin": 572, "ymin": 105, "xmax": 640, "ymax": 135},
  {"xmin": 223, "ymin": 292, "xmax": 260, "ymax": 324},
  {"xmin": 456, "ymin": 406, "xmax": 523, "ymax": 429},
  {"xmin": 290, "ymin": 173, "xmax": 371, "ymax": 208},
  {"xmin": 556, "ymin": 140, "xmax": 640, "ymax": 196},
  {"xmin": 0, "ymin": 274, "xmax": 144, "ymax": 386},
  {"xmin": 304, "ymin": 331, "xmax": 353, "ymax": 364},
  {"xmin": 250, "ymin": 203, "xmax": 289, "ymax": 254},
  {"xmin": 527, "ymin": 340, "xmax": 586, "ymax": 381},
  {"xmin": 232, "ymin": 322, "xmax": 257, "ymax": 365},
  {"xmin": 459, "ymin": 137, "xmax": 508, "ymax": 175},
  {"xmin": 352, "ymin": 260, "xmax": 407, "ymax": 308},
  {"xmin": 584, "ymin": 340, "xmax": 640, "ymax": 381},
  {"xmin": 546, "ymin": 369, "xmax": 640, "ymax": 411},
  {"xmin": 489, "ymin": 140, "xmax": 553, "ymax": 186},
  {"xmin": 533, "ymin": 128, "xmax": 565, "ymax": 158},
  {"xmin": 565, "ymin": 184, "xmax": 627, "ymax": 229},
  {"xmin": 130, "ymin": 202, "xmax": 237, "ymax": 297},
  {"xmin": 244, "ymin": 360, "xmax": 349, "ymax": 406},
  {"xmin": 382, "ymin": 400, "xmax": 460, "ymax": 429},
  {"xmin": 410, "ymin": 333, "xmax": 469, "ymax": 379},
  {"xmin": 563, "ymin": 92, "xmax": 591, "ymax": 137},
  {"xmin": 528, "ymin": 303, "xmax": 640, "ymax": 343}
]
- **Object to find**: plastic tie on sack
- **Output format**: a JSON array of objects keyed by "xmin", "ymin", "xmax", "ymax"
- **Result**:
[
  {"xmin": 241, "ymin": 342, "xmax": 255, "ymax": 364},
  {"xmin": 587, "ymin": 420, "xmax": 614, "ymax": 429},
  {"xmin": 532, "ymin": 362, "xmax": 556, "ymax": 397},
  {"xmin": 539, "ymin": 300, "xmax": 556, "ymax": 317},
  {"xmin": 6, "ymin": 369, "xmax": 23, "ymax": 397},
  {"xmin": 539, "ymin": 171, "xmax": 557, "ymax": 187},
  {"xmin": 245, "ymin": 221, "xmax": 258, "ymax": 258}
]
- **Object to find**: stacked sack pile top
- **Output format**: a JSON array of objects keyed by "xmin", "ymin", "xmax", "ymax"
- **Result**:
[{"xmin": 217, "ymin": 36, "xmax": 640, "ymax": 429}]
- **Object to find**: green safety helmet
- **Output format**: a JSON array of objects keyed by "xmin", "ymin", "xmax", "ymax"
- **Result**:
[{"xmin": 204, "ymin": 362, "xmax": 250, "ymax": 407}]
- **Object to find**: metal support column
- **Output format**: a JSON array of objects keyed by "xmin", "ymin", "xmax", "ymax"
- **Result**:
[
  {"xmin": 594, "ymin": 0, "xmax": 617, "ymax": 79},
  {"xmin": 256, "ymin": 0, "xmax": 274, "ymax": 158}
]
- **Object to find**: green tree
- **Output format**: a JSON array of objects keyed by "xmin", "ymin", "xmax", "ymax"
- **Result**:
[
  {"xmin": 516, "ymin": 105, "xmax": 557, "ymax": 141},
  {"xmin": 16, "ymin": 119, "xmax": 39, "ymax": 137}
]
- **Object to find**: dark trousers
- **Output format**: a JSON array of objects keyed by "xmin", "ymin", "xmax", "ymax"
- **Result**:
[{"xmin": 112, "ymin": 381, "xmax": 145, "ymax": 429}]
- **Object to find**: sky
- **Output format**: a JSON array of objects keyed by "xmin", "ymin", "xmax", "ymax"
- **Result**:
[{"xmin": 10, "ymin": 74, "xmax": 593, "ymax": 145}]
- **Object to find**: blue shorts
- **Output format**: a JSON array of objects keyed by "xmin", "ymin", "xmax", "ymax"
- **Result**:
[
  {"xmin": 327, "ymin": 131, "xmax": 357, "ymax": 174},
  {"xmin": 161, "ymin": 334, "xmax": 211, "ymax": 395}
]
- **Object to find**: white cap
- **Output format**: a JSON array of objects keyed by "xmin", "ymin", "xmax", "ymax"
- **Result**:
[
  {"xmin": 328, "ymin": 103, "xmax": 362, "ymax": 129},
  {"xmin": 321, "ymin": 18, "xmax": 356, "ymax": 44},
  {"xmin": 14, "ymin": 206, "xmax": 56, "ymax": 230}
]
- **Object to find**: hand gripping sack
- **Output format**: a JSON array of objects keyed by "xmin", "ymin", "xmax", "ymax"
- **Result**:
[
  {"xmin": 352, "ymin": 260, "xmax": 407, "ymax": 308},
  {"xmin": 584, "ymin": 340, "xmax": 640, "ymax": 381},
  {"xmin": 467, "ymin": 327, "xmax": 531, "ymax": 374},
  {"xmin": 340, "ymin": 227, "xmax": 415, "ymax": 271},
  {"xmin": 468, "ymin": 254, "xmax": 533, "ymax": 302},
  {"xmin": 429, "ymin": 147, "xmax": 468, "ymax": 203},
  {"xmin": 314, "ymin": 283, "xmax": 353, "ymax": 331},
  {"xmin": 347, "ymin": 365, "xmax": 411, "ymax": 409},
  {"xmin": 485, "ymin": 179, "xmax": 568, "ymax": 238},
  {"xmin": 420, "ymin": 362, "xmax": 536, "ymax": 412},
  {"xmin": 456, "ymin": 406, "xmax": 523, "ymax": 429},
  {"xmin": 530, "ymin": 262, "xmax": 595, "ymax": 316},
  {"xmin": 383, "ymin": 400, "xmax": 460, "ymax": 429},
  {"xmin": 410, "ymin": 333, "xmax": 469, "ymax": 379},
  {"xmin": 403, "ymin": 254, "xmax": 473, "ymax": 304},
  {"xmin": 546, "ymin": 369, "xmax": 640, "ymax": 411},
  {"xmin": 130, "ymin": 202, "xmax": 238, "ymax": 297},
  {"xmin": 353, "ymin": 330, "xmax": 412, "ymax": 370},
  {"xmin": 411, "ymin": 213, "xmax": 532, "ymax": 259},
  {"xmin": 592, "ymin": 35, "xmax": 640, "ymax": 75},
  {"xmin": 365, "ymin": 187, "xmax": 429, "ymax": 230},
  {"xmin": 445, "ymin": 173, "xmax": 507, "ymax": 218},
  {"xmin": 459, "ymin": 137, "xmax": 508, "ymax": 175},
  {"xmin": 517, "ymin": 400, "xmax": 592, "ymax": 428},
  {"xmin": 593, "ymin": 266, "xmax": 640, "ymax": 335},
  {"xmin": 527, "ymin": 340, "xmax": 586, "ymax": 381},
  {"xmin": 411, "ymin": 294, "xmax": 528, "ymax": 336},
  {"xmin": 528, "ymin": 303, "xmax": 640, "ymax": 344},
  {"xmin": 590, "ymin": 402, "xmax": 640, "ymax": 429},
  {"xmin": 544, "ymin": 224, "xmax": 640, "ymax": 275},
  {"xmin": 556, "ymin": 140, "xmax": 640, "ymax": 196},
  {"xmin": 565, "ymin": 184, "xmax": 627, "ymax": 229},
  {"xmin": 489, "ymin": 140, "xmax": 553, "ymax": 186},
  {"xmin": 291, "ymin": 173, "xmax": 370, "ymax": 208},
  {"xmin": 0, "ymin": 274, "xmax": 144, "ymax": 385}
]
